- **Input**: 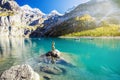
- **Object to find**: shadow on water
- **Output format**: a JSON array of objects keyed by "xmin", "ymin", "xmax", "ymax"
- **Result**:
[{"xmin": 0, "ymin": 46, "xmax": 3, "ymax": 58}]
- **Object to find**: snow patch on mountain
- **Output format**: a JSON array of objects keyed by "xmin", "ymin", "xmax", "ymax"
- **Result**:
[
  {"xmin": 20, "ymin": 5, "xmax": 45, "ymax": 15},
  {"xmin": 48, "ymin": 10, "xmax": 63, "ymax": 16}
]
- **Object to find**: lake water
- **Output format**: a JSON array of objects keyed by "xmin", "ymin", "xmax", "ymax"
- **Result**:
[{"xmin": 0, "ymin": 37, "xmax": 120, "ymax": 80}]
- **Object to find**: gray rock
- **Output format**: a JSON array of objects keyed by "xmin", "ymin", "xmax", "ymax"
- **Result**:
[
  {"xmin": 39, "ymin": 49, "xmax": 61, "ymax": 64},
  {"xmin": 45, "ymin": 49, "xmax": 61, "ymax": 58},
  {"xmin": 0, "ymin": 64, "xmax": 40, "ymax": 80},
  {"xmin": 40, "ymin": 65, "xmax": 63, "ymax": 75}
]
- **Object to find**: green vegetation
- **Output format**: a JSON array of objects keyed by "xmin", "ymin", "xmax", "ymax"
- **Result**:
[
  {"xmin": 0, "ymin": 11, "xmax": 15, "ymax": 16},
  {"xmin": 60, "ymin": 14, "xmax": 120, "ymax": 37},
  {"xmin": 63, "ymin": 24, "xmax": 120, "ymax": 37},
  {"xmin": 51, "ymin": 14, "xmax": 96, "ymax": 36},
  {"xmin": 75, "ymin": 14, "xmax": 95, "ymax": 21}
]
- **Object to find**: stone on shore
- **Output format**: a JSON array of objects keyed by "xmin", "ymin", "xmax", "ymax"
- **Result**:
[{"xmin": 0, "ymin": 64, "xmax": 40, "ymax": 80}]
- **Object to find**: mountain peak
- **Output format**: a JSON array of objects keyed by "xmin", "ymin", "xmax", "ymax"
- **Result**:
[
  {"xmin": 49, "ymin": 10, "xmax": 63, "ymax": 16},
  {"xmin": 20, "ymin": 5, "xmax": 45, "ymax": 15},
  {"xmin": 33, "ymin": 8, "xmax": 45, "ymax": 15},
  {"xmin": 21, "ymin": 5, "xmax": 32, "ymax": 10}
]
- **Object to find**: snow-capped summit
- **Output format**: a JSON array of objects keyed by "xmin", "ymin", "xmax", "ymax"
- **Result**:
[
  {"xmin": 33, "ymin": 8, "xmax": 45, "ymax": 15},
  {"xmin": 20, "ymin": 5, "xmax": 46, "ymax": 26},
  {"xmin": 48, "ymin": 10, "xmax": 63, "ymax": 16},
  {"xmin": 21, "ymin": 5, "xmax": 33, "ymax": 11},
  {"xmin": 20, "ymin": 5, "xmax": 45, "ymax": 15}
]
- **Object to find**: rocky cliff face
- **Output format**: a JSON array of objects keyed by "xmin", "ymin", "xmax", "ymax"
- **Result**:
[
  {"xmin": 0, "ymin": 15, "xmax": 25, "ymax": 37},
  {"xmin": 0, "ymin": 0, "xmax": 46, "ymax": 37},
  {"xmin": 0, "ymin": 0, "xmax": 64, "ymax": 37},
  {"xmin": 20, "ymin": 5, "xmax": 45, "ymax": 26},
  {"xmin": 0, "ymin": 0, "xmax": 24, "ymax": 37},
  {"xmin": 2, "ymin": 0, "xmax": 20, "ymax": 11}
]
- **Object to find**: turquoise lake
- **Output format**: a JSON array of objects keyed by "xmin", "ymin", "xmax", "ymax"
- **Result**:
[{"xmin": 0, "ymin": 38, "xmax": 120, "ymax": 80}]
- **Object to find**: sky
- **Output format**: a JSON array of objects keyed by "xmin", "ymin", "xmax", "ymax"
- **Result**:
[{"xmin": 15, "ymin": 0, "xmax": 90, "ymax": 14}]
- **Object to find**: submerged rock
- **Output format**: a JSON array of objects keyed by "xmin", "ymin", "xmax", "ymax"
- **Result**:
[
  {"xmin": 0, "ymin": 64, "xmax": 40, "ymax": 80},
  {"xmin": 35, "ymin": 41, "xmax": 75, "ymax": 78},
  {"xmin": 43, "ymin": 75, "xmax": 52, "ymax": 80},
  {"xmin": 40, "ymin": 65, "xmax": 65, "ymax": 75},
  {"xmin": 39, "ymin": 49, "xmax": 74, "ymax": 67}
]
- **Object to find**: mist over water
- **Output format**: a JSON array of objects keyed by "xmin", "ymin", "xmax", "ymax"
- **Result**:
[{"xmin": 0, "ymin": 38, "xmax": 120, "ymax": 80}]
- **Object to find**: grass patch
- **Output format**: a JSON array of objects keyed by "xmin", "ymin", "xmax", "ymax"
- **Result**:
[{"xmin": 63, "ymin": 24, "xmax": 120, "ymax": 37}]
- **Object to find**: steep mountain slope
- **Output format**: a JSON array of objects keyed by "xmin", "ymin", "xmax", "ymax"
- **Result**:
[
  {"xmin": 30, "ymin": 10, "xmax": 64, "ymax": 37},
  {"xmin": 64, "ymin": 0, "xmax": 120, "ymax": 24},
  {"xmin": 0, "ymin": 0, "xmax": 45, "ymax": 37},
  {"xmin": 0, "ymin": 0, "xmax": 64, "ymax": 37},
  {"xmin": 31, "ymin": 0, "xmax": 120, "ymax": 37},
  {"xmin": 1, "ymin": 0, "xmax": 120, "ymax": 37},
  {"xmin": 0, "ymin": 0, "xmax": 24, "ymax": 37},
  {"xmin": 20, "ymin": 5, "xmax": 45, "ymax": 26},
  {"xmin": 44, "ymin": 14, "xmax": 96, "ymax": 37}
]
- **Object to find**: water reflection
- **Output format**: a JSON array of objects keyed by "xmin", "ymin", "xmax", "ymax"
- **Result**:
[
  {"xmin": 0, "ymin": 38, "xmax": 25, "ymax": 58},
  {"xmin": 0, "ymin": 46, "xmax": 3, "ymax": 58},
  {"xmin": 0, "ymin": 38, "xmax": 34, "ymax": 74}
]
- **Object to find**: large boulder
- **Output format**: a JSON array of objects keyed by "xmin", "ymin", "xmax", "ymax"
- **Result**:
[{"xmin": 0, "ymin": 64, "xmax": 40, "ymax": 80}]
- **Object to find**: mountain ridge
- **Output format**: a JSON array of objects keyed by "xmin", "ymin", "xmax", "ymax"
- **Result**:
[
  {"xmin": 0, "ymin": 0, "xmax": 120, "ymax": 37},
  {"xmin": 0, "ymin": 0, "xmax": 63, "ymax": 37},
  {"xmin": 30, "ymin": 0, "xmax": 120, "ymax": 37}
]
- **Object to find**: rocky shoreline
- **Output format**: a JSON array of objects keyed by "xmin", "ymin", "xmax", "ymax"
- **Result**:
[{"xmin": 0, "ymin": 42, "xmax": 74, "ymax": 80}]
